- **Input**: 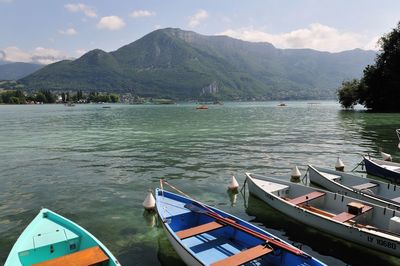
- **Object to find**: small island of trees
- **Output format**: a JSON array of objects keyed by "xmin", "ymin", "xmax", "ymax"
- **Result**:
[{"xmin": 338, "ymin": 21, "xmax": 400, "ymax": 111}]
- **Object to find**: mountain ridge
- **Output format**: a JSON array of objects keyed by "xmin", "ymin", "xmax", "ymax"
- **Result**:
[{"xmin": 19, "ymin": 28, "xmax": 376, "ymax": 100}]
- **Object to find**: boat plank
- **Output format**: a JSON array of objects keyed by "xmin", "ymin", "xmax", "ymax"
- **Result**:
[
  {"xmin": 176, "ymin": 221, "xmax": 223, "ymax": 240},
  {"xmin": 352, "ymin": 182, "xmax": 378, "ymax": 190},
  {"xmin": 289, "ymin": 191, "xmax": 325, "ymax": 205},
  {"xmin": 331, "ymin": 212, "xmax": 355, "ymax": 223},
  {"xmin": 33, "ymin": 246, "xmax": 108, "ymax": 266},
  {"xmin": 210, "ymin": 245, "xmax": 273, "ymax": 266}
]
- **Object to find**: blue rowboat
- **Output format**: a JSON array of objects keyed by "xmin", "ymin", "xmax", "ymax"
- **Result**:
[
  {"xmin": 363, "ymin": 156, "xmax": 400, "ymax": 183},
  {"xmin": 5, "ymin": 208, "xmax": 120, "ymax": 266},
  {"xmin": 155, "ymin": 188, "xmax": 325, "ymax": 266}
]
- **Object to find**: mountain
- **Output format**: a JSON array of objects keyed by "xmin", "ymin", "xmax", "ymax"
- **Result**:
[
  {"xmin": 20, "ymin": 28, "xmax": 376, "ymax": 100},
  {"xmin": 0, "ymin": 62, "xmax": 44, "ymax": 80}
]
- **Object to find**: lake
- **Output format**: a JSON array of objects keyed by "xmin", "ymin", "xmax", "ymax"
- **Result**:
[{"xmin": 1, "ymin": 101, "xmax": 400, "ymax": 265}]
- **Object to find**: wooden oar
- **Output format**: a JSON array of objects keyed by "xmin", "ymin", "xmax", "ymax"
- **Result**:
[{"xmin": 185, "ymin": 203, "xmax": 308, "ymax": 258}]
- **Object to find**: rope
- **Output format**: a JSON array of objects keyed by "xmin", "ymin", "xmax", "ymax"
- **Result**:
[
  {"xmin": 301, "ymin": 168, "xmax": 309, "ymax": 183},
  {"xmin": 160, "ymin": 179, "xmax": 222, "ymax": 217},
  {"xmin": 351, "ymin": 161, "xmax": 364, "ymax": 172}
]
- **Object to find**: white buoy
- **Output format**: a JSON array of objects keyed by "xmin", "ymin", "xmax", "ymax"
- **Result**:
[
  {"xmin": 335, "ymin": 157, "xmax": 345, "ymax": 171},
  {"xmin": 228, "ymin": 175, "xmax": 239, "ymax": 191},
  {"xmin": 291, "ymin": 166, "xmax": 301, "ymax": 180},
  {"xmin": 381, "ymin": 151, "xmax": 392, "ymax": 161},
  {"xmin": 143, "ymin": 190, "xmax": 156, "ymax": 211}
]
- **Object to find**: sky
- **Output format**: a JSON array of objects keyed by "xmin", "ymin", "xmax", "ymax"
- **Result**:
[{"xmin": 1, "ymin": 0, "xmax": 399, "ymax": 64}]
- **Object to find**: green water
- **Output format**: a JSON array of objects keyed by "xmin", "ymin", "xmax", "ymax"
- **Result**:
[{"xmin": 1, "ymin": 102, "xmax": 400, "ymax": 265}]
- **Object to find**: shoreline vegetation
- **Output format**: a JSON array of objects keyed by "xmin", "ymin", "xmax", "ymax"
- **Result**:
[
  {"xmin": 0, "ymin": 88, "xmax": 182, "ymax": 105},
  {"xmin": 338, "ymin": 21, "xmax": 400, "ymax": 112}
]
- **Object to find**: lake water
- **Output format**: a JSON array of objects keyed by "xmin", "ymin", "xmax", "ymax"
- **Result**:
[{"xmin": 1, "ymin": 101, "xmax": 400, "ymax": 265}]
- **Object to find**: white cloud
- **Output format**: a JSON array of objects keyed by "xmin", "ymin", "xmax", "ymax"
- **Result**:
[
  {"xmin": 188, "ymin": 9, "xmax": 208, "ymax": 28},
  {"xmin": 59, "ymin": 27, "xmax": 77, "ymax": 35},
  {"xmin": 97, "ymin": 16, "xmax": 126, "ymax": 31},
  {"xmin": 219, "ymin": 23, "xmax": 379, "ymax": 52},
  {"xmin": 364, "ymin": 36, "xmax": 381, "ymax": 51},
  {"xmin": 65, "ymin": 3, "xmax": 97, "ymax": 18},
  {"xmin": 1, "ymin": 46, "xmax": 69, "ymax": 64},
  {"xmin": 75, "ymin": 49, "xmax": 87, "ymax": 57},
  {"xmin": 131, "ymin": 10, "xmax": 156, "ymax": 18},
  {"xmin": 2, "ymin": 46, "xmax": 32, "ymax": 62}
]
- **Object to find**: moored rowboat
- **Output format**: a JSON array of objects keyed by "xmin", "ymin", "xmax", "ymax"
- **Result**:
[
  {"xmin": 363, "ymin": 156, "xmax": 400, "ymax": 182},
  {"xmin": 5, "ymin": 208, "xmax": 119, "ymax": 266},
  {"xmin": 155, "ymin": 188, "xmax": 325, "ymax": 266},
  {"xmin": 246, "ymin": 173, "xmax": 400, "ymax": 257},
  {"xmin": 308, "ymin": 165, "xmax": 400, "ymax": 210}
]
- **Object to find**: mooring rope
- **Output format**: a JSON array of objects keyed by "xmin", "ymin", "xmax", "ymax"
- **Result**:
[{"xmin": 160, "ymin": 179, "xmax": 222, "ymax": 217}]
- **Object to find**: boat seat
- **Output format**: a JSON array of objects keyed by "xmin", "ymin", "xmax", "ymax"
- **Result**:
[
  {"xmin": 331, "ymin": 212, "xmax": 356, "ymax": 223},
  {"xmin": 33, "ymin": 246, "xmax": 108, "ymax": 266},
  {"xmin": 210, "ymin": 244, "xmax": 273, "ymax": 266},
  {"xmin": 288, "ymin": 191, "xmax": 325, "ymax": 205},
  {"xmin": 332, "ymin": 202, "xmax": 373, "ymax": 223},
  {"xmin": 322, "ymin": 172, "xmax": 341, "ymax": 181},
  {"xmin": 391, "ymin": 196, "xmax": 400, "ymax": 203},
  {"xmin": 352, "ymin": 182, "xmax": 378, "ymax": 190},
  {"xmin": 176, "ymin": 221, "xmax": 224, "ymax": 240}
]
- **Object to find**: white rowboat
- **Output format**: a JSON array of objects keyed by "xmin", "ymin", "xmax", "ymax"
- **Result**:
[
  {"xmin": 246, "ymin": 173, "xmax": 400, "ymax": 257},
  {"xmin": 308, "ymin": 165, "xmax": 400, "ymax": 210}
]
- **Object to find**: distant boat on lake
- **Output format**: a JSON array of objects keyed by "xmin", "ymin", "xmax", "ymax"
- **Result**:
[
  {"xmin": 278, "ymin": 103, "xmax": 287, "ymax": 107},
  {"xmin": 196, "ymin": 104, "xmax": 208, "ymax": 110},
  {"xmin": 5, "ymin": 208, "xmax": 120, "ymax": 266}
]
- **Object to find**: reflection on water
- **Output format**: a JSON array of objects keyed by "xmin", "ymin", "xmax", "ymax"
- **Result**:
[
  {"xmin": 1, "ymin": 102, "xmax": 400, "ymax": 265},
  {"xmin": 245, "ymin": 194, "xmax": 400, "ymax": 266},
  {"xmin": 227, "ymin": 189, "xmax": 238, "ymax": 206},
  {"xmin": 338, "ymin": 110, "xmax": 400, "ymax": 161}
]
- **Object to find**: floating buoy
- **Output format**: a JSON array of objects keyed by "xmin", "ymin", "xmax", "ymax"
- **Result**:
[
  {"xmin": 291, "ymin": 166, "xmax": 301, "ymax": 181},
  {"xmin": 381, "ymin": 151, "xmax": 392, "ymax": 161},
  {"xmin": 228, "ymin": 175, "xmax": 239, "ymax": 191},
  {"xmin": 143, "ymin": 190, "xmax": 156, "ymax": 211},
  {"xmin": 335, "ymin": 157, "xmax": 345, "ymax": 171}
]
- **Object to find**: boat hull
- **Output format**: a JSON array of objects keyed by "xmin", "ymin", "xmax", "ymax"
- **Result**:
[
  {"xmin": 308, "ymin": 165, "xmax": 400, "ymax": 210},
  {"xmin": 364, "ymin": 157, "xmax": 400, "ymax": 182},
  {"xmin": 246, "ymin": 174, "xmax": 400, "ymax": 257}
]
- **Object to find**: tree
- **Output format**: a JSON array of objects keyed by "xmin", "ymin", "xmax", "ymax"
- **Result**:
[
  {"xmin": 359, "ymin": 22, "xmax": 400, "ymax": 111},
  {"xmin": 338, "ymin": 21, "xmax": 400, "ymax": 111},
  {"xmin": 337, "ymin": 79, "xmax": 359, "ymax": 109}
]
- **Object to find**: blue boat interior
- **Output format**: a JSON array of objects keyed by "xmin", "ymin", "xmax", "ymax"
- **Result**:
[{"xmin": 156, "ymin": 189, "xmax": 322, "ymax": 266}]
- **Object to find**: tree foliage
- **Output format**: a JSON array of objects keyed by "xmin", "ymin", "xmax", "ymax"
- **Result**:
[
  {"xmin": 338, "ymin": 21, "xmax": 400, "ymax": 111},
  {"xmin": 337, "ymin": 79, "xmax": 359, "ymax": 109}
]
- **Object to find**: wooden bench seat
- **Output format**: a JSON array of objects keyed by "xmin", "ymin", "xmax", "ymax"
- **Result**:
[
  {"xmin": 288, "ymin": 191, "xmax": 325, "ymax": 205},
  {"xmin": 332, "ymin": 203, "xmax": 373, "ymax": 223},
  {"xmin": 352, "ymin": 182, "xmax": 378, "ymax": 190},
  {"xmin": 210, "ymin": 244, "xmax": 273, "ymax": 266},
  {"xmin": 33, "ymin": 246, "xmax": 108, "ymax": 266},
  {"xmin": 176, "ymin": 221, "xmax": 223, "ymax": 240},
  {"xmin": 331, "ymin": 212, "xmax": 356, "ymax": 223}
]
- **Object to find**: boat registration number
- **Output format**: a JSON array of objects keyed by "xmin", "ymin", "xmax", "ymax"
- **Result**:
[{"xmin": 368, "ymin": 236, "xmax": 396, "ymax": 250}]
